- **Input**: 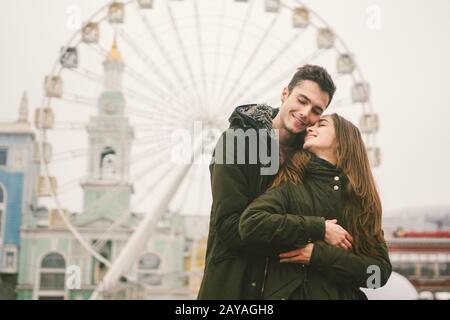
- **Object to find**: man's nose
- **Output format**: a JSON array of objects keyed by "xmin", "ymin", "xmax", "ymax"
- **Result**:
[{"xmin": 299, "ymin": 105, "xmax": 312, "ymax": 120}]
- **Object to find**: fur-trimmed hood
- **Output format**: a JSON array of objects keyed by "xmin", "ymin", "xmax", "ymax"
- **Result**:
[
  {"xmin": 228, "ymin": 104, "xmax": 279, "ymax": 131},
  {"xmin": 228, "ymin": 103, "xmax": 305, "ymax": 147}
]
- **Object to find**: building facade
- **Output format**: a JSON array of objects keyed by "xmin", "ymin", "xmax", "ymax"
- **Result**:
[
  {"xmin": 15, "ymin": 40, "xmax": 186, "ymax": 300},
  {"xmin": 388, "ymin": 232, "xmax": 450, "ymax": 299},
  {"xmin": 0, "ymin": 93, "xmax": 39, "ymax": 299}
]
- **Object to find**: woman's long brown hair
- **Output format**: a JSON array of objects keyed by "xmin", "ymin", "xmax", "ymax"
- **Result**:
[{"xmin": 272, "ymin": 113, "xmax": 385, "ymax": 256}]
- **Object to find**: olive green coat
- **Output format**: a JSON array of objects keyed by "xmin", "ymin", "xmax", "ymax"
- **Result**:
[
  {"xmin": 197, "ymin": 104, "xmax": 309, "ymax": 300},
  {"xmin": 239, "ymin": 157, "xmax": 392, "ymax": 300}
]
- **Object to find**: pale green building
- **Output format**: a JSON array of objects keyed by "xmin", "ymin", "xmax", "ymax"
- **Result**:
[{"xmin": 16, "ymin": 40, "xmax": 186, "ymax": 300}]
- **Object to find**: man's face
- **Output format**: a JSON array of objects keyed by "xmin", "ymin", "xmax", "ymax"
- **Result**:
[{"xmin": 279, "ymin": 80, "xmax": 330, "ymax": 134}]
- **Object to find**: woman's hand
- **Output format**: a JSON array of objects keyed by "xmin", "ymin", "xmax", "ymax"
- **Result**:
[
  {"xmin": 279, "ymin": 243, "xmax": 314, "ymax": 264},
  {"xmin": 325, "ymin": 219, "xmax": 353, "ymax": 250}
]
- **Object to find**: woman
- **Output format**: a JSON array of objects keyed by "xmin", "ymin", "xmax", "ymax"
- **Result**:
[{"xmin": 239, "ymin": 113, "xmax": 392, "ymax": 300}]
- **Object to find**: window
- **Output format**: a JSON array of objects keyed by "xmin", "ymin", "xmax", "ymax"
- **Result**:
[
  {"xmin": 439, "ymin": 263, "xmax": 450, "ymax": 276},
  {"xmin": 100, "ymin": 147, "xmax": 117, "ymax": 180},
  {"xmin": 0, "ymin": 149, "xmax": 7, "ymax": 166},
  {"xmin": 41, "ymin": 252, "xmax": 66, "ymax": 268},
  {"xmin": 40, "ymin": 273, "xmax": 65, "ymax": 291},
  {"xmin": 39, "ymin": 252, "xmax": 66, "ymax": 295},
  {"xmin": 5, "ymin": 251, "xmax": 14, "ymax": 269},
  {"xmin": 419, "ymin": 262, "xmax": 436, "ymax": 277},
  {"xmin": 137, "ymin": 253, "xmax": 162, "ymax": 286},
  {"xmin": 394, "ymin": 262, "xmax": 417, "ymax": 277}
]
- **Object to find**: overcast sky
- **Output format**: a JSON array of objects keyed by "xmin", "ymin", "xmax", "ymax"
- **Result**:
[{"xmin": 1, "ymin": 0, "xmax": 449, "ymax": 215}]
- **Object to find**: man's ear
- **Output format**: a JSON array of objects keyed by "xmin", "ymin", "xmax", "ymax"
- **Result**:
[{"xmin": 281, "ymin": 87, "xmax": 289, "ymax": 103}]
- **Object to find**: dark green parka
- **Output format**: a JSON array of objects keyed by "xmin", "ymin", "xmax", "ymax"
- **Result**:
[
  {"xmin": 239, "ymin": 157, "xmax": 392, "ymax": 300},
  {"xmin": 197, "ymin": 104, "xmax": 313, "ymax": 300}
]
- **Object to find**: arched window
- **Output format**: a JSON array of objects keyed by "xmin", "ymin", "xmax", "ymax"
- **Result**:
[
  {"xmin": 137, "ymin": 253, "xmax": 162, "ymax": 286},
  {"xmin": 38, "ymin": 252, "xmax": 66, "ymax": 299},
  {"xmin": 100, "ymin": 147, "xmax": 117, "ymax": 180}
]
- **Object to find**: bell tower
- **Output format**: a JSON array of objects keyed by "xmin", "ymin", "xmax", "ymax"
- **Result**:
[{"xmin": 79, "ymin": 38, "xmax": 134, "ymax": 224}]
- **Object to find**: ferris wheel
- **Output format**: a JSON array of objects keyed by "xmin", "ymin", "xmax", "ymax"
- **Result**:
[{"xmin": 35, "ymin": 0, "xmax": 380, "ymax": 298}]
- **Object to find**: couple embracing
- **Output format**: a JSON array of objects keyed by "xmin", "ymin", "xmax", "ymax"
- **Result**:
[{"xmin": 198, "ymin": 65, "xmax": 392, "ymax": 300}]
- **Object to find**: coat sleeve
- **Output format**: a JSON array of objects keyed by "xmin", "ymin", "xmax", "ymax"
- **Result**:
[
  {"xmin": 309, "ymin": 239, "xmax": 392, "ymax": 288},
  {"xmin": 210, "ymin": 131, "xmax": 275, "ymax": 256},
  {"xmin": 238, "ymin": 183, "xmax": 326, "ymax": 248},
  {"xmin": 210, "ymin": 159, "xmax": 265, "ymax": 254}
]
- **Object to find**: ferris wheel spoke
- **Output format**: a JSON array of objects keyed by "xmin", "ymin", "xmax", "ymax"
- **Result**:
[
  {"xmin": 126, "ymin": 107, "xmax": 192, "ymax": 129},
  {"xmin": 123, "ymin": 66, "xmax": 188, "ymax": 110},
  {"xmin": 135, "ymin": 5, "xmax": 200, "ymax": 110},
  {"xmin": 194, "ymin": 163, "xmax": 207, "ymax": 216},
  {"xmin": 122, "ymin": 86, "xmax": 194, "ymax": 120},
  {"xmin": 51, "ymin": 121, "xmax": 86, "ymax": 131},
  {"xmin": 221, "ymin": 29, "xmax": 307, "ymax": 111},
  {"xmin": 133, "ymin": 123, "xmax": 180, "ymax": 131},
  {"xmin": 60, "ymin": 92, "xmax": 98, "ymax": 108},
  {"xmin": 165, "ymin": 1, "xmax": 205, "ymax": 115},
  {"xmin": 65, "ymin": 67, "xmax": 103, "ymax": 84},
  {"xmin": 240, "ymin": 48, "xmax": 325, "ymax": 105},
  {"xmin": 132, "ymin": 159, "xmax": 200, "ymax": 218},
  {"xmin": 209, "ymin": 0, "xmax": 226, "ymax": 104},
  {"xmin": 133, "ymin": 126, "xmax": 177, "ymax": 137},
  {"xmin": 125, "ymin": 104, "xmax": 176, "ymax": 121},
  {"xmin": 82, "ymin": 38, "xmax": 193, "ymax": 113},
  {"xmin": 131, "ymin": 164, "xmax": 176, "ymax": 211},
  {"xmin": 133, "ymin": 144, "xmax": 171, "ymax": 157},
  {"xmin": 131, "ymin": 147, "xmax": 172, "ymax": 168},
  {"xmin": 123, "ymin": 90, "xmax": 182, "ymax": 118},
  {"xmin": 217, "ymin": 13, "xmax": 280, "ymax": 111},
  {"xmin": 51, "ymin": 148, "xmax": 88, "ymax": 163},
  {"xmin": 215, "ymin": 0, "xmax": 255, "ymax": 109},
  {"xmin": 84, "ymin": 41, "xmax": 108, "ymax": 57},
  {"xmin": 57, "ymin": 176, "xmax": 86, "ymax": 195},
  {"xmin": 133, "ymin": 136, "xmax": 171, "ymax": 147},
  {"xmin": 193, "ymin": 0, "xmax": 207, "ymax": 107},
  {"xmin": 123, "ymin": 84, "xmax": 197, "ymax": 123},
  {"xmin": 171, "ymin": 167, "xmax": 195, "ymax": 214},
  {"xmin": 132, "ymin": 157, "xmax": 177, "ymax": 191}
]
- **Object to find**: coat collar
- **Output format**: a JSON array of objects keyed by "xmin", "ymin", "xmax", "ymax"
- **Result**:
[{"xmin": 307, "ymin": 155, "xmax": 343, "ymax": 179}]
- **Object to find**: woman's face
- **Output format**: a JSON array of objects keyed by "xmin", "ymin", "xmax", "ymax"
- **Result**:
[{"xmin": 303, "ymin": 115, "xmax": 336, "ymax": 154}]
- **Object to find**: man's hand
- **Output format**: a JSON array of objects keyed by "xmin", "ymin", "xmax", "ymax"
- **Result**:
[
  {"xmin": 325, "ymin": 219, "xmax": 353, "ymax": 250},
  {"xmin": 279, "ymin": 243, "xmax": 314, "ymax": 265}
]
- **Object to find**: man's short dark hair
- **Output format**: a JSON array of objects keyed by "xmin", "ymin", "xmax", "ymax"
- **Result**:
[{"xmin": 287, "ymin": 64, "xmax": 336, "ymax": 107}]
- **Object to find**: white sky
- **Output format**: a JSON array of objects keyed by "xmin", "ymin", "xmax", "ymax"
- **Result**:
[{"xmin": 1, "ymin": 0, "xmax": 450, "ymax": 215}]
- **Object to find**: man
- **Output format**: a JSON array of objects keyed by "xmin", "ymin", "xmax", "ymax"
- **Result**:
[{"xmin": 198, "ymin": 65, "xmax": 350, "ymax": 299}]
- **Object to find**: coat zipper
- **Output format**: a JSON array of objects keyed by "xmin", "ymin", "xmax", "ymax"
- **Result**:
[{"xmin": 260, "ymin": 257, "xmax": 269, "ymax": 297}]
